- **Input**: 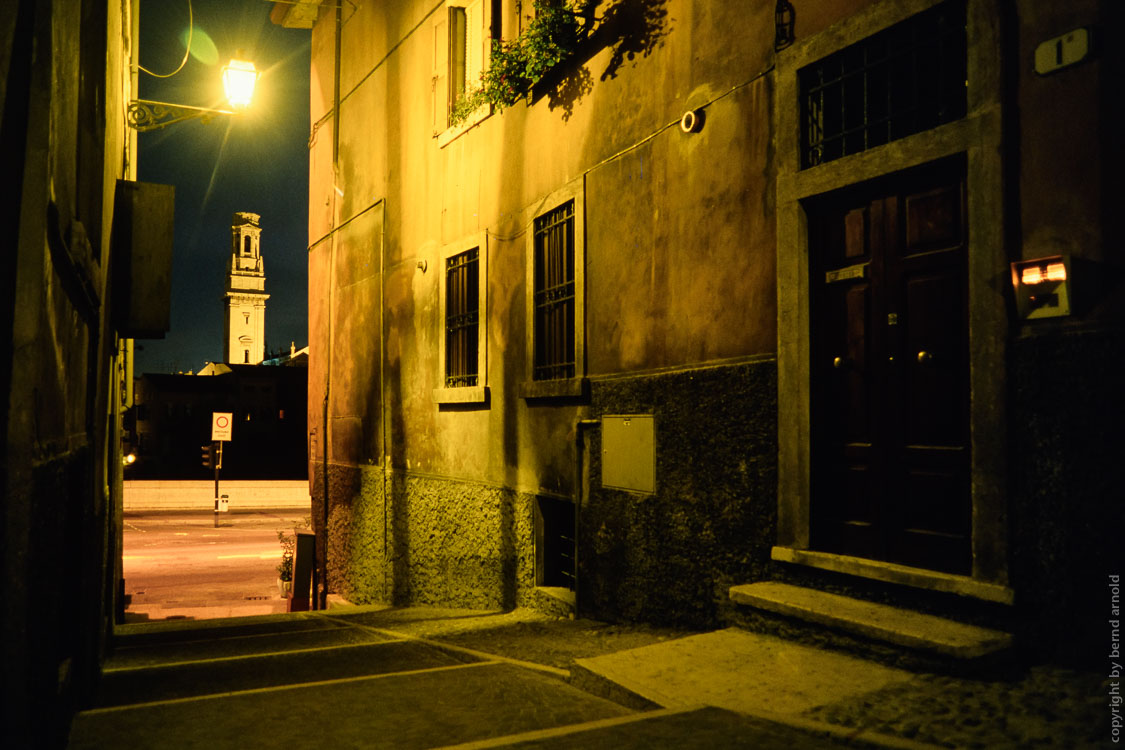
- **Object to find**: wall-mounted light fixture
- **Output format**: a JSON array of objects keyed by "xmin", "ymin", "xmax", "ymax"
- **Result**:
[
  {"xmin": 680, "ymin": 109, "xmax": 704, "ymax": 133},
  {"xmin": 775, "ymin": 0, "xmax": 796, "ymax": 51},
  {"xmin": 128, "ymin": 56, "xmax": 260, "ymax": 132},
  {"xmin": 1011, "ymin": 255, "xmax": 1071, "ymax": 319}
]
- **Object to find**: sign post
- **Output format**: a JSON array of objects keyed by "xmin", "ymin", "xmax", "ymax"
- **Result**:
[{"xmin": 210, "ymin": 412, "xmax": 233, "ymax": 524}]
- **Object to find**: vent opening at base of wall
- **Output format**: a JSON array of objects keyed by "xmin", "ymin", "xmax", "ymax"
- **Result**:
[{"xmin": 535, "ymin": 496, "xmax": 575, "ymax": 590}]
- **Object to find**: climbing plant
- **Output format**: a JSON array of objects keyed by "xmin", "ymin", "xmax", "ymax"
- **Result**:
[{"xmin": 449, "ymin": 0, "xmax": 588, "ymax": 126}]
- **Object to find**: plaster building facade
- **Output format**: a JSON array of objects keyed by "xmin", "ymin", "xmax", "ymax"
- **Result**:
[
  {"xmin": 281, "ymin": 0, "xmax": 1122, "ymax": 662},
  {"xmin": 1, "ymin": 0, "xmax": 155, "ymax": 744},
  {"xmin": 223, "ymin": 211, "xmax": 270, "ymax": 365}
]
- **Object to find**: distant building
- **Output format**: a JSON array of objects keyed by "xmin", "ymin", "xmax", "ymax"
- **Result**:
[
  {"xmin": 124, "ymin": 210, "xmax": 308, "ymax": 479},
  {"xmin": 262, "ymin": 342, "xmax": 310, "ymax": 367},
  {"xmin": 127, "ymin": 363, "xmax": 308, "ymax": 480},
  {"xmin": 223, "ymin": 212, "xmax": 269, "ymax": 364}
]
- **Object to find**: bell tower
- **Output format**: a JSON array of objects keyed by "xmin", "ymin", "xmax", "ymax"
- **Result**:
[{"xmin": 223, "ymin": 212, "xmax": 270, "ymax": 364}]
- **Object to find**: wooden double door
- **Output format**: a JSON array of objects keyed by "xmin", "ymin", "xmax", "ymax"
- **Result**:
[{"xmin": 809, "ymin": 160, "xmax": 970, "ymax": 575}]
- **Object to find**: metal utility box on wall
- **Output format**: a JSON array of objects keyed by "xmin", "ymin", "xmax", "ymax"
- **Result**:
[
  {"xmin": 113, "ymin": 180, "xmax": 174, "ymax": 338},
  {"xmin": 602, "ymin": 415, "xmax": 655, "ymax": 494}
]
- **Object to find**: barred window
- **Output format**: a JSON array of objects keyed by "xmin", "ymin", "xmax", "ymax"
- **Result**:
[
  {"xmin": 533, "ymin": 200, "xmax": 576, "ymax": 381},
  {"xmin": 799, "ymin": 0, "xmax": 966, "ymax": 169},
  {"xmin": 445, "ymin": 248, "xmax": 480, "ymax": 387}
]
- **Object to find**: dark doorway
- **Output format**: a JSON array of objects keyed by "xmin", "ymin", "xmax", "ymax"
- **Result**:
[
  {"xmin": 808, "ymin": 158, "xmax": 970, "ymax": 574},
  {"xmin": 535, "ymin": 496, "xmax": 576, "ymax": 589}
]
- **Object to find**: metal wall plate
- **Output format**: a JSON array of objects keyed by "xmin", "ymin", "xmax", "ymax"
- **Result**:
[{"xmin": 602, "ymin": 415, "xmax": 655, "ymax": 494}]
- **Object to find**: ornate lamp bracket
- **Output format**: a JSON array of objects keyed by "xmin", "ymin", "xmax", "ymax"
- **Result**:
[{"xmin": 127, "ymin": 99, "xmax": 236, "ymax": 132}]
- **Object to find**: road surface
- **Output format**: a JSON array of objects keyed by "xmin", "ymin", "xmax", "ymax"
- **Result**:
[{"xmin": 123, "ymin": 508, "xmax": 311, "ymax": 621}]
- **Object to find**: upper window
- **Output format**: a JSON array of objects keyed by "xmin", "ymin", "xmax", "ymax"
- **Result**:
[
  {"xmin": 433, "ymin": 0, "xmax": 492, "ymax": 138},
  {"xmin": 799, "ymin": 0, "xmax": 966, "ymax": 169},
  {"xmin": 434, "ymin": 232, "xmax": 488, "ymax": 404},
  {"xmin": 532, "ymin": 200, "xmax": 576, "ymax": 381},
  {"xmin": 521, "ymin": 177, "xmax": 586, "ymax": 399}
]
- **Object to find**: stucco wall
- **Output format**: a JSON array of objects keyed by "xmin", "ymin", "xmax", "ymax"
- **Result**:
[
  {"xmin": 2, "ymin": 0, "xmax": 135, "ymax": 742},
  {"xmin": 307, "ymin": 0, "xmax": 783, "ymax": 614}
]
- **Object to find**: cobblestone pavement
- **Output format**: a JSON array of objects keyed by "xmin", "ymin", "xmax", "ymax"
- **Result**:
[{"xmin": 803, "ymin": 665, "xmax": 1110, "ymax": 749}]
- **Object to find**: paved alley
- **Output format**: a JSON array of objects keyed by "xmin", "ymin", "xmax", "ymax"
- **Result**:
[{"xmin": 68, "ymin": 610, "xmax": 930, "ymax": 750}]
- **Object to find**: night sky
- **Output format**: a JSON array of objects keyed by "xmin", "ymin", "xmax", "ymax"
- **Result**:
[{"xmin": 135, "ymin": 0, "xmax": 311, "ymax": 375}]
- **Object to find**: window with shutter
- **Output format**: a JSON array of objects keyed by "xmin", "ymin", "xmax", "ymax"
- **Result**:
[{"xmin": 434, "ymin": 0, "xmax": 495, "ymax": 141}]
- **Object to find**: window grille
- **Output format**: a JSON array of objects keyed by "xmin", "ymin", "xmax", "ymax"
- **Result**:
[
  {"xmin": 533, "ymin": 200, "xmax": 576, "ymax": 381},
  {"xmin": 445, "ymin": 248, "xmax": 479, "ymax": 387},
  {"xmin": 799, "ymin": 0, "xmax": 966, "ymax": 169}
]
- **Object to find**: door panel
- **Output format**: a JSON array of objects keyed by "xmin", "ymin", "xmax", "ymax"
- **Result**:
[{"xmin": 810, "ymin": 160, "xmax": 969, "ymax": 574}]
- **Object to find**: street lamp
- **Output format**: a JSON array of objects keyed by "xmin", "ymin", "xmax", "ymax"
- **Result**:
[
  {"xmin": 222, "ymin": 57, "xmax": 259, "ymax": 109},
  {"xmin": 128, "ymin": 55, "xmax": 260, "ymax": 132}
]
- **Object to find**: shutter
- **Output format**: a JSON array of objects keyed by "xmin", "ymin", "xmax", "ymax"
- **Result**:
[
  {"xmin": 465, "ymin": 0, "xmax": 483, "ymax": 92},
  {"xmin": 432, "ymin": 12, "xmax": 448, "ymax": 133}
]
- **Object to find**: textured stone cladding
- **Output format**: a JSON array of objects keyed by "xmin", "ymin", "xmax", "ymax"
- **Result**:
[
  {"xmin": 317, "ymin": 463, "xmax": 537, "ymax": 610},
  {"xmin": 1009, "ymin": 325, "xmax": 1125, "ymax": 661},
  {"xmin": 581, "ymin": 359, "xmax": 778, "ymax": 628}
]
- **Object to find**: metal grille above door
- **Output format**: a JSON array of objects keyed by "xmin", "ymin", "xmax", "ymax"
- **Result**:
[{"xmin": 799, "ymin": 0, "xmax": 967, "ymax": 169}]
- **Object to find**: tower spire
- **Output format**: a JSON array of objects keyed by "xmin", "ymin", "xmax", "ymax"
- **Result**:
[{"xmin": 223, "ymin": 212, "xmax": 270, "ymax": 364}]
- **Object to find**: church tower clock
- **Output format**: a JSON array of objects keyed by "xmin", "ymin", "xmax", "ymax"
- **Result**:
[{"xmin": 223, "ymin": 212, "xmax": 270, "ymax": 364}]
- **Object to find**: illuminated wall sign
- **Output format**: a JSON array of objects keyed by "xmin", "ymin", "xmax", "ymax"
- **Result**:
[
  {"xmin": 1034, "ymin": 28, "xmax": 1092, "ymax": 76},
  {"xmin": 1011, "ymin": 255, "xmax": 1071, "ymax": 320}
]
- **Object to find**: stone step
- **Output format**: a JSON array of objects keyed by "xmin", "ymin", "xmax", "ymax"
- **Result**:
[{"xmin": 729, "ymin": 581, "xmax": 1012, "ymax": 659}]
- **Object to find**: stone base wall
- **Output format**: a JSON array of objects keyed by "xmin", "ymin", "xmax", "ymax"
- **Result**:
[
  {"xmin": 1009, "ymin": 324, "xmax": 1125, "ymax": 662},
  {"xmin": 580, "ymin": 358, "xmax": 779, "ymax": 628},
  {"xmin": 316, "ymin": 464, "xmax": 538, "ymax": 611}
]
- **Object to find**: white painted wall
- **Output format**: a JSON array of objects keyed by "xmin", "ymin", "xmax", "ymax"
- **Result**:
[{"xmin": 124, "ymin": 480, "xmax": 311, "ymax": 511}]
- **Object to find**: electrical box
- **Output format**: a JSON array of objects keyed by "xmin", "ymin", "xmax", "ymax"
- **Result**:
[
  {"xmin": 113, "ymin": 180, "xmax": 174, "ymax": 338},
  {"xmin": 602, "ymin": 415, "xmax": 655, "ymax": 494},
  {"xmin": 1011, "ymin": 255, "xmax": 1071, "ymax": 320}
]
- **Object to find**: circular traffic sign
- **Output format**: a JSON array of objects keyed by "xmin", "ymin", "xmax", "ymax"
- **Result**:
[{"xmin": 216, "ymin": 415, "xmax": 229, "ymax": 428}]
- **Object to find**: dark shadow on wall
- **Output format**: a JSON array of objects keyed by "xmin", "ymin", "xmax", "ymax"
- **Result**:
[
  {"xmin": 386, "ymin": 270, "xmax": 413, "ymax": 606},
  {"xmin": 500, "ymin": 489, "xmax": 517, "ymax": 609},
  {"xmin": 592, "ymin": 0, "xmax": 671, "ymax": 81},
  {"xmin": 536, "ymin": 0, "xmax": 672, "ymax": 120}
]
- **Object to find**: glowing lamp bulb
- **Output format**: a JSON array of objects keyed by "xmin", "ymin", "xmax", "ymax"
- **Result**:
[
  {"xmin": 1021, "ymin": 266, "xmax": 1044, "ymax": 285},
  {"xmin": 222, "ymin": 57, "xmax": 259, "ymax": 110}
]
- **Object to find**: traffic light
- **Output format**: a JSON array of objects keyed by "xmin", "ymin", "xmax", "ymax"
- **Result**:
[{"xmin": 201, "ymin": 443, "xmax": 214, "ymax": 469}]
